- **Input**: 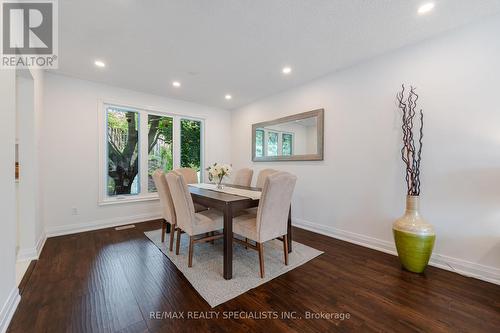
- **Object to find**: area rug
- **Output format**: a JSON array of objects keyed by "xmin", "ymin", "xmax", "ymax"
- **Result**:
[{"xmin": 144, "ymin": 229, "xmax": 323, "ymax": 307}]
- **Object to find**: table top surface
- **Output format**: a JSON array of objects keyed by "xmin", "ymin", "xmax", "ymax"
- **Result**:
[{"xmin": 189, "ymin": 183, "xmax": 260, "ymax": 203}]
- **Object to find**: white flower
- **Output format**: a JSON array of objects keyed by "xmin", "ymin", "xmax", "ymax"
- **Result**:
[{"xmin": 206, "ymin": 162, "xmax": 232, "ymax": 182}]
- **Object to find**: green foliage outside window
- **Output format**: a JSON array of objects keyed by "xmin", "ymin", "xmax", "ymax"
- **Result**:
[
  {"xmin": 282, "ymin": 133, "xmax": 293, "ymax": 156},
  {"xmin": 180, "ymin": 119, "xmax": 202, "ymax": 172},
  {"xmin": 255, "ymin": 129, "xmax": 264, "ymax": 157},
  {"xmin": 267, "ymin": 131, "xmax": 278, "ymax": 156},
  {"xmin": 107, "ymin": 109, "xmax": 140, "ymax": 196},
  {"xmin": 106, "ymin": 108, "xmax": 202, "ymax": 195},
  {"xmin": 148, "ymin": 115, "xmax": 173, "ymax": 192}
]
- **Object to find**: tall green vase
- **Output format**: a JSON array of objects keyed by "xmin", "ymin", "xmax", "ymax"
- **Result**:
[{"xmin": 393, "ymin": 196, "xmax": 435, "ymax": 273}]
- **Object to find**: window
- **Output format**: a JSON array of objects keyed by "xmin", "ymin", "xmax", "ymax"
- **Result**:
[
  {"xmin": 254, "ymin": 129, "xmax": 294, "ymax": 158},
  {"xmin": 100, "ymin": 103, "xmax": 204, "ymax": 204},
  {"xmin": 267, "ymin": 131, "xmax": 279, "ymax": 156},
  {"xmin": 107, "ymin": 107, "xmax": 140, "ymax": 196},
  {"xmin": 255, "ymin": 129, "xmax": 264, "ymax": 157},
  {"xmin": 282, "ymin": 133, "xmax": 293, "ymax": 156},
  {"xmin": 148, "ymin": 115, "xmax": 173, "ymax": 192},
  {"xmin": 180, "ymin": 119, "xmax": 202, "ymax": 181}
]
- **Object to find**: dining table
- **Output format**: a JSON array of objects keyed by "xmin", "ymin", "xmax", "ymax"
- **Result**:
[{"xmin": 188, "ymin": 183, "xmax": 293, "ymax": 280}]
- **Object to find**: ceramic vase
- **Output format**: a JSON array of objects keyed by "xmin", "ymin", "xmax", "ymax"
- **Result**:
[{"xmin": 393, "ymin": 195, "xmax": 435, "ymax": 273}]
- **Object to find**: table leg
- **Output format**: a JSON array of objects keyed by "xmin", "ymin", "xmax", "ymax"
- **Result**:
[
  {"xmin": 223, "ymin": 203, "xmax": 233, "ymax": 280},
  {"xmin": 287, "ymin": 205, "xmax": 292, "ymax": 253}
]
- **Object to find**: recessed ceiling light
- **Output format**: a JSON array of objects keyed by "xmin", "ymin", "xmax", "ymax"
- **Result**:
[
  {"xmin": 172, "ymin": 81, "xmax": 181, "ymax": 87},
  {"xmin": 94, "ymin": 60, "xmax": 106, "ymax": 68},
  {"xmin": 418, "ymin": 3, "xmax": 435, "ymax": 15},
  {"xmin": 225, "ymin": 94, "xmax": 232, "ymax": 100},
  {"xmin": 282, "ymin": 66, "xmax": 292, "ymax": 74}
]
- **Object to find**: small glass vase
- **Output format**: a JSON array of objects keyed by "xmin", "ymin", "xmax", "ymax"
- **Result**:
[{"xmin": 216, "ymin": 180, "xmax": 224, "ymax": 190}]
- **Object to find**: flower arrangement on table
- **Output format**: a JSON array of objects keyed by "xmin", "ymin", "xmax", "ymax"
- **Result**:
[{"xmin": 206, "ymin": 163, "xmax": 232, "ymax": 189}]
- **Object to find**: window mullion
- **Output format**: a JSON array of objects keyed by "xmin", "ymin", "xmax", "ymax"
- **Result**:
[
  {"xmin": 278, "ymin": 132, "xmax": 283, "ymax": 156},
  {"xmin": 173, "ymin": 116, "xmax": 181, "ymax": 169},
  {"xmin": 139, "ymin": 111, "xmax": 149, "ymax": 195},
  {"xmin": 264, "ymin": 130, "xmax": 268, "ymax": 157}
]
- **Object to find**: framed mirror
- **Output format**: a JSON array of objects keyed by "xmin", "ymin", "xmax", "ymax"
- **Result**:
[{"xmin": 252, "ymin": 109, "xmax": 324, "ymax": 161}]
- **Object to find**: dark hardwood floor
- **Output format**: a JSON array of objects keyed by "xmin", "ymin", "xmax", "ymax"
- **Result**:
[{"xmin": 8, "ymin": 220, "xmax": 500, "ymax": 333}]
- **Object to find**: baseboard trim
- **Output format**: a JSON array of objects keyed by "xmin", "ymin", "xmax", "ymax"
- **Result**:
[
  {"xmin": 16, "ymin": 231, "xmax": 47, "ymax": 262},
  {"xmin": 293, "ymin": 218, "xmax": 500, "ymax": 286},
  {"xmin": 0, "ymin": 287, "xmax": 20, "ymax": 333},
  {"xmin": 45, "ymin": 213, "xmax": 162, "ymax": 238},
  {"xmin": 16, "ymin": 248, "xmax": 37, "ymax": 262}
]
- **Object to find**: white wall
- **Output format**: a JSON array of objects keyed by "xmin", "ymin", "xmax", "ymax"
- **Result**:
[
  {"xmin": 32, "ymin": 69, "xmax": 45, "ymax": 248},
  {"xmin": 305, "ymin": 126, "xmax": 317, "ymax": 154},
  {"xmin": 15, "ymin": 69, "xmax": 46, "ymax": 261},
  {"xmin": 0, "ymin": 69, "xmax": 20, "ymax": 332},
  {"xmin": 15, "ymin": 69, "xmax": 46, "ymax": 262},
  {"xmin": 42, "ymin": 73, "xmax": 232, "ymax": 235},
  {"xmin": 231, "ymin": 16, "xmax": 500, "ymax": 283},
  {"xmin": 16, "ymin": 74, "xmax": 36, "ymax": 255}
]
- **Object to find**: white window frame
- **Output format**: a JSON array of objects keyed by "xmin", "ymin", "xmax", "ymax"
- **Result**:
[
  {"xmin": 258, "ymin": 128, "xmax": 294, "ymax": 158},
  {"xmin": 98, "ymin": 99, "xmax": 205, "ymax": 205}
]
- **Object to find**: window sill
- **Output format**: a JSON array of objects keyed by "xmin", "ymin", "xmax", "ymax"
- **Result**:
[{"xmin": 98, "ymin": 194, "xmax": 159, "ymax": 206}]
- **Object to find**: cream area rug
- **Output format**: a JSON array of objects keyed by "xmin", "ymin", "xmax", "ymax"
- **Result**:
[{"xmin": 144, "ymin": 229, "xmax": 323, "ymax": 307}]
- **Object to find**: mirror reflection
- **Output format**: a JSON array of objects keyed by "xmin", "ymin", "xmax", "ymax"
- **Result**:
[{"xmin": 252, "ymin": 109, "xmax": 324, "ymax": 161}]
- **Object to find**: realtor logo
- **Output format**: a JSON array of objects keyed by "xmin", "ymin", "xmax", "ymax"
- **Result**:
[{"xmin": 1, "ymin": 0, "xmax": 58, "ymax": 68}]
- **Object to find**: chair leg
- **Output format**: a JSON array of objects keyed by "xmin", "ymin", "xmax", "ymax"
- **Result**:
[
  {"xmin": 283, "ymin": 235, "xmax": 289, "ymax": 265},
  {"xmin": 244, "ymin": 238, "xmax": 248, "ymax": 249},
  {"xmin": 258, "ymin": 242, "xmax": 265, "ymax": 278},
  {"xmin": 161, "ymin": 221, "xmax": 166, "ymax": 243},
  {"xmin": 169, "ymin": 224, "xmax": 175, "ymax": 251},
  {"xmin": 175, "ymin": 228, "xmax": 181, "ymax": 255},
  {"xmin": 188, "ymin": 236, "xmax": 194, "ymax": 267}
]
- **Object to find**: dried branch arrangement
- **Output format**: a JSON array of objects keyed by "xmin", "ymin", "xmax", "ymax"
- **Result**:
[{"xmin": 396, "ymin": 84, "xmax": 424, "ymax": 196}]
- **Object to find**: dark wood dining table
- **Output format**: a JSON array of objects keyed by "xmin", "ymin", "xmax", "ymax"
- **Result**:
[{"xmin": 188, "ymin": 184, "xmax": 292, "ymax": 280}]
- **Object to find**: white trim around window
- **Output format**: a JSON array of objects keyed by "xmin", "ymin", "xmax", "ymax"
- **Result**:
[
  {"xmin": 97, "ymin": 99, "xmax": 205, "ymax": 205},
  {"xmin": 258, "ymin": 128, "xmax": 294, "ymax": 158}
]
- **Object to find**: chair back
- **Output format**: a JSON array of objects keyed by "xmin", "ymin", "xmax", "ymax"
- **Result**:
[
  {"xmin": 256, "ymin": 172, "xmax": 297, "ymax": 242},
  {"xmin": 175, "ymin": 168, "xmax": 199, "ymax": 184},
  {"xmin": 255, "ymin": 168, "xmax": 278, "ymax": 188},
  {"xmin": 152, "ymin": 170, "xmax": 176, "ymax": 225},
  {"xmin": 166, "ymin": 171, "xmax": 196, "ymax": 233},
  {"xmin": 232, "ymin": 168, "xmax": 253, "ymax": 187}
]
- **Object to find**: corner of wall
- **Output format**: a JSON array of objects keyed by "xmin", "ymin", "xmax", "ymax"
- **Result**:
[{"xmin": 0, "ymin": 284, "xmax": 20, "ymax": 333}]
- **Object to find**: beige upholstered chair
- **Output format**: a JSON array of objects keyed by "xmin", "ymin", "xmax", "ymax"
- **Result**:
[
  {"xmin": 174, "ymin": 167, "xmax": 208, "ymax": 212},
  {"xmin": 255, "ymin": 168, "xmax": 278, "ymax": 188},
  {"xmin": 242, "ymin": 168, "xmax": 278, "ymax": 215},
  {"xmin": 166, "ymin": 171, "xmax": 224, "ymax": 267},
  {"xmin": 152, "ymin": 170, "xmax": 177, "ymax": 250},
  {"xmin": 232, "ymin": 168, "xmax": 253, "ymax": 187},
  {"xmin": 233, "ymin": 171, "xmax": 297, "ymax": 278},
  {"xmin": 175, "ymin": 167, "xmax": 199, "ymax": 184}
]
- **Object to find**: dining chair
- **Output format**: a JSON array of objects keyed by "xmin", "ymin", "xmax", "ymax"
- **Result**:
[
  {"xmin": 240, "ymin": 168, "xmax": 278, "ymax": 216},
  {"xmin": 174, "ymin": 167, "xmax": 208, "ymax": 212},
  {"xmin": 151, "ymin": 170, "xmax": 177, "ymax": 250},
  {"xmin": 232, "ymin": 168, "xmax": 253, "ymax": 187},
  {"xmin": 255, "ymin": 168, "xmax": 278, "ymax": 188},
  {"xmin": 166, "ymin": 170, "xmax": 224, "ymax": 267},
  {"xmin": 232, "ymin": 171, "xmax": 297, "ymax": 278},
  {"xmin": 175, "ymin": 167, "xmax": 199, "ymax": 184}
]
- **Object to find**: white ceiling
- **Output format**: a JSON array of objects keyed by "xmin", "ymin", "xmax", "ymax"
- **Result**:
[{"xmin": 52, "ymin": 0, "xmax": 500, "ymax": 109}]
